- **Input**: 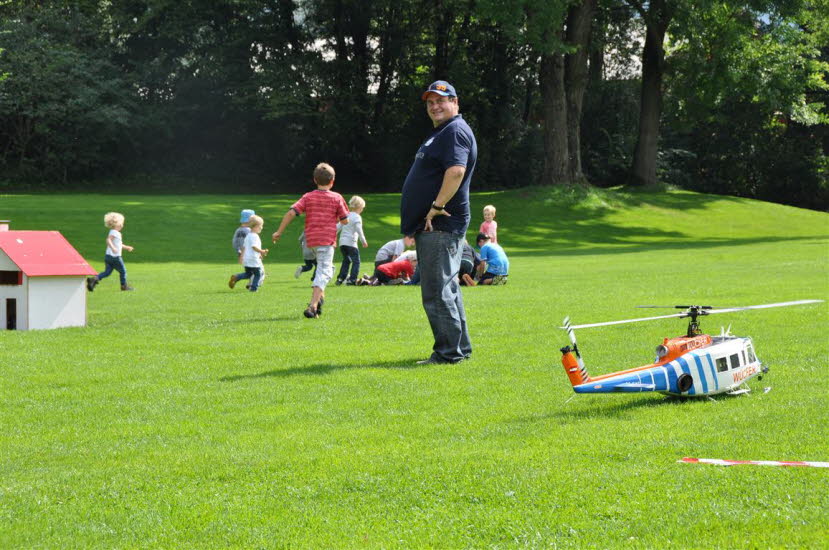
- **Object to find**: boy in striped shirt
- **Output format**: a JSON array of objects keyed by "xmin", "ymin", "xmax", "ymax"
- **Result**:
[{"xmin": 273, "ymin": 162, "xmax": 349, "ymax": 318}]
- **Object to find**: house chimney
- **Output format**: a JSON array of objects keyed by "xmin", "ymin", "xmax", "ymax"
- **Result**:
[{"xmin": 0, "ymin": 220, "xmax": 9, "ymax": 232}]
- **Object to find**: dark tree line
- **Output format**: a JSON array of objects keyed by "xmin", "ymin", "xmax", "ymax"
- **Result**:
[{"xmin": 0, "ymin": 0, "xmax": 826, "ymax": 209}]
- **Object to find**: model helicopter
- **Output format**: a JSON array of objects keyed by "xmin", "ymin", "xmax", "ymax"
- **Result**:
[{"xmin": 559, "ymin": 299, "xmax": 823, "ymax": 397}]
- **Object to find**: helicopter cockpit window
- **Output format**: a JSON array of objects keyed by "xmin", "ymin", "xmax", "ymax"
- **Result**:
[
  {"xmin": 716, "ymin": 357, "xmax": 729, "ymax": 372},
  {"xmin": 729, "ymin": 353, "xmax": 741, "ymax": 369},
  {"xmin": 746, "ymin": 345, "xmax": 756, "ymax": 363}
]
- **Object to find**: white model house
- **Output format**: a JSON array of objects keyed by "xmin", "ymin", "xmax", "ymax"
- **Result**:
[{"xmin": 0, "ymin": 228, "xmax": 97, "ymax": 330}]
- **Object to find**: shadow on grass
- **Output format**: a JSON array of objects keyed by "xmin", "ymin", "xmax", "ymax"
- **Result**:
[
  {"xmin": 206, "ymin": 315, "xmax": 300, "ymax": 325},
  {"xmin": 219, "ymin": 358, "xmax": 430, "ymax": 381},
  {"xmin": 535, "ymin": 389, "xmax": 750, "ymax": 420},
  {"xmin": 551, "ymin": 395, "xmax": 668, "ymax": 419}
]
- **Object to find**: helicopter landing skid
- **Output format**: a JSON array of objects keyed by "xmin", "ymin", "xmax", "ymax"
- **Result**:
[{"xmin": 727, "ymin": 381, "xmax": 753, "ymax": 396}]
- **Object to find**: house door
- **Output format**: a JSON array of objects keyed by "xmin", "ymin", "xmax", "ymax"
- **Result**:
[{"xmin": 6, "ymin": 298, "xmax": 16, "ymax": 330}]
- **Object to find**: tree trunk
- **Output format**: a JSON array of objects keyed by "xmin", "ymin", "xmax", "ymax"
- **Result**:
[
  {"xmin": 433, "ymin": 1, "xmax": 451, "ymax": 79},
  {"xmin": 564, "ymin": 0, "xmax": 596, "ymax": 182},
  {"xmin": 348, "ymin": 5, "xmax": 371, "ymax": 132},
  {"xmin": 278, "ymin": 0, "xmax": 303, "ymax": 55},
  {"xmin": 540, "ymin": 52, "xmax": 569, "ymax": 185},
  {"xmin": 351, "ymin": 22, "xmax": 370, "ymax": 98},
  {"xmin": 373, "ymin": 3, "xmax": 401, "ymax": 123},
  {"xmin": 332, "ymin": 0, "xmax": 349, "ymax": 69},
  {"xmin": 631, "ymin": 0, "xmax": 671, "ymax": 186},
  {"xmin": 588, "ymin": 39, "xmax": 604, "ymax": 84}
]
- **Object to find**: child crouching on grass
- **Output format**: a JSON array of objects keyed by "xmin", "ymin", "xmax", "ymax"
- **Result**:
[
  {"xmin": 87, "ymin": 212, "xmax": 134, "ymax": 292},
  {"xmin": 358, "ymin": 253, "xmax": 417, "ymax": 286},
  {"xmin": 229, "ymin": 215, "xmax": 268, "ymax": 292}
]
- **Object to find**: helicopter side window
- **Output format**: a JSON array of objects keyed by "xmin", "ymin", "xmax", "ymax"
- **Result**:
[
  {"xmin": 729, "ymin": 353, "xmax": 741, "ymax": 369},
  {"xmin": 746, "ymin": 345, "xmax": 756, "ymax": 363},
  {"xmin": 716, "ymin": 357, "xmax": 729, "ymax": 372}
]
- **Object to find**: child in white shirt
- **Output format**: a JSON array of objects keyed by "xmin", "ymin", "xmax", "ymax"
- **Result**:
[
  {"xmin": 335, "ymin": 195, "xmax": 368, "ymax": 285},
  {"xmin": 87, "ymin": 211, "xmax": 135, "ymax": 292}
]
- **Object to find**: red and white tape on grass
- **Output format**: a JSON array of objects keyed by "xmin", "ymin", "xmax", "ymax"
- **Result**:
[{"xmin": 681, "ymin": 457, "xmax": 829, "ymax": 468}]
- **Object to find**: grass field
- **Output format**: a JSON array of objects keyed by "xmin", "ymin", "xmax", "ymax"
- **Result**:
[{"xmin": 1, "ymin": 187, "xmax": 827, "ymax": 548}]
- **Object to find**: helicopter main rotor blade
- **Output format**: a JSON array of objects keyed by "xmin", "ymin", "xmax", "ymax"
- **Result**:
[
  {"xmin": 563, "ymin": 299, "xmax": 823, "ymax": 330},
  {"xmin": 699, "ymin": 299, "xmax": 824, "ymax": 315},
  {"xmin": 637, "ymin": 305, "xmax": 713, "ymax": 309},
  {"xmin": 563, "ymin": 311, "xmax": 688, "ymax": 329}
]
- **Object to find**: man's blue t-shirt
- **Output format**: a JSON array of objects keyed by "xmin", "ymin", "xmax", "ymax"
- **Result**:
[
  {"xmin": 480, "ymin": 242, "xmax": 509, "ymax": 275},
  {"xmin": 400, "ymin": 114, "xmax": 477, "ymax": 236}
]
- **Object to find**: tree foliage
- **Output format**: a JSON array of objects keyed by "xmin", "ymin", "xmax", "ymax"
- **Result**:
[
  {"xmin": 0, "ymin": 0, "xmax": 824, "ymax": 208},
  {"xmin": 664, "ymin": 0, "xmax": 829, "ymax": 207},
  {"xmin": 0, "ymin": 4, "xmax": 136, "ymax": 182}
]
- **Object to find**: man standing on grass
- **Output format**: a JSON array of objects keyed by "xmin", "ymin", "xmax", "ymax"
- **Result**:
[{"xmin": 400, "ymin": 80, "xmax": 478, "ymax": 365}]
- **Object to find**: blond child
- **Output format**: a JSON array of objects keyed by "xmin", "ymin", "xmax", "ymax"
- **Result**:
[
  {"xmin": 229, "ymin": 215, "xmax": 268, "ymax": 292},
  {"xmin": 273, "ymin": 162, "xmax": 349, "ymax": 318},
  {"xmin": 87, "ymin": 212, "xmax": 135, "ymax": 292},
  {"xmin": 336, "ymin": 195, "xmax": 368, "ymax": 285},
  {"xmin": 479, "ymin": 204, "xmax": 498, "ymax": 243}
]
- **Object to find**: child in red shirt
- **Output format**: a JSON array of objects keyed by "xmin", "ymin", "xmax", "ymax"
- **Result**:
[
  {"xmin": 273, "ymin": 162, "xmax": 349, "ymax": 318},
  {"xmin": 358, "ymin": 255, "xmax": 417, "ymax": 286}
]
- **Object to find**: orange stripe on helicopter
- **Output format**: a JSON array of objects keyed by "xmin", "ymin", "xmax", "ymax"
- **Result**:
[{"xmin": 562, "ymin": 334, "xmax": 712, "ymax": 385}]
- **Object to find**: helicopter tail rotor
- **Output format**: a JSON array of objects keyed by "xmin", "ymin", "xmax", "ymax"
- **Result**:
[{"xmin": 561, "ymin": 317, "xmax": 590, "ymax": 387}]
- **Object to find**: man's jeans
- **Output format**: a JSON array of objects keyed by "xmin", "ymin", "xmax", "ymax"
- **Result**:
[{"xmin": 415, "ymin": 231, "xmax": 471, "ymax": 362}]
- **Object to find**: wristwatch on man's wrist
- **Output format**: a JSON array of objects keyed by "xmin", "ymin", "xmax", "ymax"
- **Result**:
[{"xmin": 431, "ymin": 202, "xmax": 445, "ymax": 211}]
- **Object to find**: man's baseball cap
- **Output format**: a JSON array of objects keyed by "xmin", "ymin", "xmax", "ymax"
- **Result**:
[{"xmin": 421, "ymin": 80, "xmax": 457, "ymax": 100}]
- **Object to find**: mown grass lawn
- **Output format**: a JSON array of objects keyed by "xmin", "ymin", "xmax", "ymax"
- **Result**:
[{"xmin": 1, "ymin": 187, "xmax": 827, "ymax": 548}]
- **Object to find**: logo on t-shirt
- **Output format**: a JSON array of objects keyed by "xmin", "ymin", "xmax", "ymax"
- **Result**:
[{"xmin": 424, "ymin": 137, "xmax": 434, "ymax": 147}]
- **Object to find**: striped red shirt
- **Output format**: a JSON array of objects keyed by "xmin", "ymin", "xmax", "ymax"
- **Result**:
[{"xmin": 291, "ymin": 189, "xmax": 349, "ymax": 247}]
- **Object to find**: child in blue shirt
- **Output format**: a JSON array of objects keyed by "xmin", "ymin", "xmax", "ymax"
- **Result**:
[{"xmin": 475, "ymin": 232, "xmax": 508, "ymax": 285}]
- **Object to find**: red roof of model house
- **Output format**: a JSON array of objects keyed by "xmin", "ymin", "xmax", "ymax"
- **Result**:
[{"xmin": 0, "ymin": 231, "xmax": 97, "ymax": 277}]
